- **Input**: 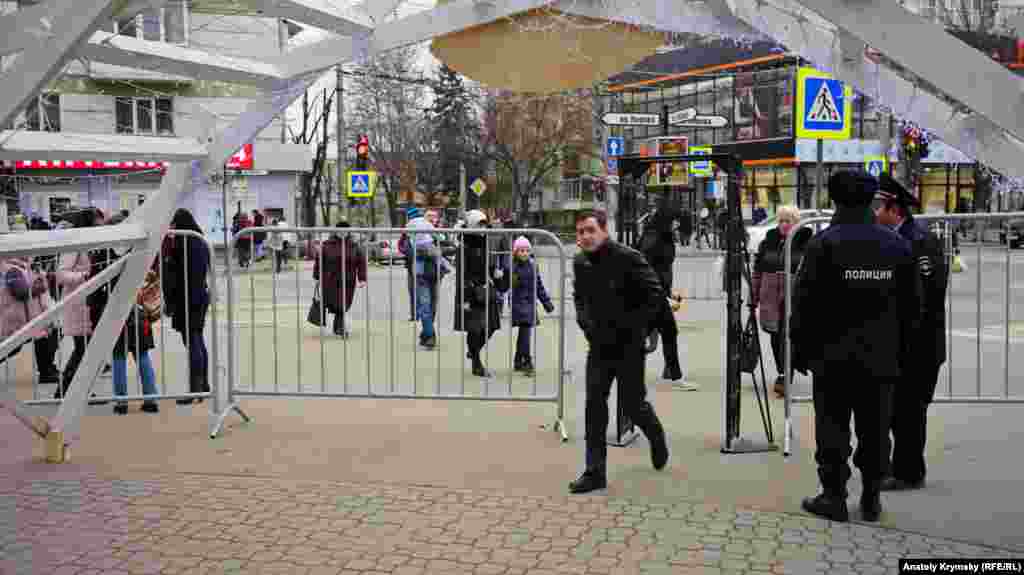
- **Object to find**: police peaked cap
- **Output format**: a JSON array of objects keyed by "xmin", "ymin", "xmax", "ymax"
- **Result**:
[
  {"xmin": 876, "ymin": 173, "xmax": 921, "ymax": 209},
  {"xmin": 828, "ymin": 170, "xmax": 878, "ymax": 207}
]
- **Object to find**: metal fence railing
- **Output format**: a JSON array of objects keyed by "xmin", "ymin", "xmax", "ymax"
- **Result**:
[
  {"xmin": 781, "ymin": 212, "xmax": 1024, "ymax": 455},
  {"xmin": 212, "ymin": 226, "xmax": 572, "ymax": 441},
  {"xmin": 1, "ymin": 230, "xmax": 223, "ymax": 435}
]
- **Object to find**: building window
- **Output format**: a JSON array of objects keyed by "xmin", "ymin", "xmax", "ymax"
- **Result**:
[
  {"xmin": 7, "ymin": 94, "xmax": 61, "ymax": 132},
  {"xmin": 114, "ymin": 1, "xmax": 188, "ymax": 45},
  {"xmin": 116, "ymin": 97, "xmax": 173, "ymax": 135}
]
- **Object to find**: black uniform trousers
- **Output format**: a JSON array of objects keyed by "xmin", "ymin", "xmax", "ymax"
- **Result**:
[
  {"xmin": 887, "ymin": 363, "xmax": 941, "ymax": 484},
  {"xmin": 585, "ymin": 343, "xmax": 664, "ymax": 471},
  {"xmin": 650, "ymin": 267, "xmax": 681, "ymax": 372},
  {"xmin": 812, "ymin": 374, "xmax": 895, "ymax": 493}
]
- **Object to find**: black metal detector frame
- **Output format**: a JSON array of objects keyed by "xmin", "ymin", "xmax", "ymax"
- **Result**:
[{"xmin": 613, "ymin": 153, "xmax": 777, "ymax": 454}]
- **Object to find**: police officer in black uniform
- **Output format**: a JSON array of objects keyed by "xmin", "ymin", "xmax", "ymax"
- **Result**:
[
  {"xmin": 570, "ymin": 209, "xmax": 669, "ymax": 494},
  {"xmin": 875, "ymin": 174, "xmax": 948, "ymax": 491},
  {"xmin": 791, "ymin": 171, "xmax": 919, "ymax": 522}
]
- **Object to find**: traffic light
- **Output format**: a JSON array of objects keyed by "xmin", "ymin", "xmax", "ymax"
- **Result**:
[{"xmin": 355, "ymin": 135, "xmax": 369, "ymax": 171}]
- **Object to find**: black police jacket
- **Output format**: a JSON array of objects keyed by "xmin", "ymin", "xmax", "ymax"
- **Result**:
[
  {"xmin": 790, "ymin": 207, "xmax": 920, "ymax": 379},
  {"xmin": 898, "ymin": 217, "xmax": 948, "ymax": 367},
  {"xmin": 573, "ymin": 241, "xmax": 666, "ymax": 358}
]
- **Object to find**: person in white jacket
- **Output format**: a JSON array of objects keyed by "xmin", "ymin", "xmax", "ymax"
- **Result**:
[{"xmin": 268, "ymin": 218, "xmax": 292, "ymax": 273}]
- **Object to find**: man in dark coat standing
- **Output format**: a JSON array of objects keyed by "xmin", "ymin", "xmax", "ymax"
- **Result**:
[
  {"xmin": 570, "ymin": 209, "xmax": 669, "ymax": 494},
  {"xmin": 875, "ymin": 174, "xmax": 948, "ymax": 491},
  {"xmin": 791, "ymin": 171, "xmax": 919, "ymax": 522}
]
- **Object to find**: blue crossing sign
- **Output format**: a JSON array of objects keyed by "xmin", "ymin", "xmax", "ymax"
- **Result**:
[
  {"xmin": 607, "ymin": 157, "xmax": 618, "ymax": 173},
  {"xmin": 864, "ymin": 155, "xmax": 888, "ymax": 178},
  {"xmin": 795, "ymin": 67, "xmax": 851, "ymax": 141},
  {"xmin": 347, "ymin": 170, "xmax": 376, "ymax": 198},
  {"xmin": 606, "ymin": 137, "xmax": 624, "ymax": 158}
]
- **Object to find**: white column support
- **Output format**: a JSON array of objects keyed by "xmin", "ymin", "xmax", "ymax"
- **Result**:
[
  {"xmin": 49, "ymin": 162, "xmax": 192, "ymax": 440},
  {"xmin": 0, "ymin": 0, "xmax": 167, "ymax": 56},
  {"xmin": 0, "ymin": 0, "xmax": 120, "ymax": 131},
  {"xmin": 786, "ymin": 0, "xmax": 1024, "ymax": 144},
  {"xmin": 722, "ymin": 0, "xmax": 1024, "ymax": 179},
  {"xmin": 203, "ymin": 76, "xmax": 317, "ymax": 170},
  {"xmin": 250, "ymin": 0, "xmax": 373, "ymax": 36},
  {"xmin": 79, "ymin": 31, "xmax": 285, "ymax": 86}
]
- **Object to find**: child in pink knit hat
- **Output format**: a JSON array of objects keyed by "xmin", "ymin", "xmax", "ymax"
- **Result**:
[{"xmin": 509, "ymin": 235, "xmax": 554, "ymax": 375}]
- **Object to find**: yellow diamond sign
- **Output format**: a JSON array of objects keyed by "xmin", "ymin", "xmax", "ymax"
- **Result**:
[{"xmin": 470, "ymin": 178, "xmax": 487, "ymax": 197}]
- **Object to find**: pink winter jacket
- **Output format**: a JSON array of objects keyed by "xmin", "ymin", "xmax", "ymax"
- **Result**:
[
  {"xmin": 0, "ymin": 257, "xmax": 51, "ymax": 339},
  {"xmin": 56, "ymin": 252, "xmax": 93, "ymax": 337}
]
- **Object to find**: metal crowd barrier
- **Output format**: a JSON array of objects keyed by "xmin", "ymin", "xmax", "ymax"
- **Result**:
[
  {"xmin": 2, "ymin": 230, "xmax": 222, "ymax": 432},
  {"xmin": 213, "ymin": 225, "xmax": 571, "ymax": 441},
  {"xmin": 781, "ymin": 211, "xmax": 1024, "ymax": 456}
]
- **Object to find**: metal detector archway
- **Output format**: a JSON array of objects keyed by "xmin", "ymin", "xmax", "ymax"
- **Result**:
[{"xmin": 616, "ymin": 153, "xmax": 777, "ymax": 455}]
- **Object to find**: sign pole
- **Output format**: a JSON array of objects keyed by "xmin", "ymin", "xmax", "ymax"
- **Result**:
[
  {"xmin": 815, "ymin": 138, "xmax": 824, "ymax": 209},
  {"xmin": 459, "ymin": 162, "xmax": 467, "ymax": 217}
]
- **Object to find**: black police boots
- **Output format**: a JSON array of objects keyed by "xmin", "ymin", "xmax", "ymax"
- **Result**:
[
  {"xmin": 569, "ymin": 468, "xmax": 607, "ymax": 494},
  {"xmin": 860, "ymin": 483, "xmax": 882, "ymax": 522},
  {"xmin": 801, "ymin": 491, "xmax": 849, "ymax": 522}
]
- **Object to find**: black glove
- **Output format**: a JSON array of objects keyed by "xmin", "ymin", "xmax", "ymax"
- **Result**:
[{"xmin": 543, "ymin": 301, "xmax": 554, "ymax": 314}]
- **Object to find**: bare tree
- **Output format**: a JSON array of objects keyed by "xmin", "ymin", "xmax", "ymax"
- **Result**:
[
  {"xmin": 483, "ymin": 89, "xmax": 595, "ymax": 223},
  {"xmin": 347, "ymin": 47, "xmax": 429, "ymax": 226}
]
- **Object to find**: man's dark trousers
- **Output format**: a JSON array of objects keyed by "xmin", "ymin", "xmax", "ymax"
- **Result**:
[
  {"xmin": 650, "ymin": 268, "xmax": 680, "ymax": 370},
  {"xmin": 585, "ymin": 344, "xmax": 665, "ymax": 470},
  {"xmin": 888, "ymin": 364, "xmax": 941, "ymax": 483},
  {"xmin": 812, "ymin": 374, "xmax": 894, "ymax": 494}
]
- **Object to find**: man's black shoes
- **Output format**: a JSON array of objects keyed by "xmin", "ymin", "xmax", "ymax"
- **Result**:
[
  {"xmin": 801, "ymin": 493, "xmax": 849, "ymax": 522},
  {"xmin": 569, "ymin": 470, "xmax": 607, "ymax": 494},
  {"xmin": 650, "ymin": 429, "xmax": 669, "ymax": 471},
  {"xmin": 860, "ymin": 491, "xmax": 882, "ymax": 522},
  {"xmin": 880, "ymin": 476, "xmax": 925, "ymax": 491}
]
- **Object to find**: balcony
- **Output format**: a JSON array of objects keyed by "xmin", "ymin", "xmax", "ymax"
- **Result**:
[{"xmin": 556, "ymin": 175, "xmax": 601, "ymax": 211}]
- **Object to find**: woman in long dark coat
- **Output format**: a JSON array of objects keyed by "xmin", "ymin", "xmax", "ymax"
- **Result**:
[
  {"xmin": 313, "ymin": 221, "xmax": 367, "ymax": 337},
  {"xmin": 163, "ymin": 209, "xmax": 210, "ymax": 405},
  {"xmin": 453, "ymin": 210, "xmax": 508, "ymax": 377}
]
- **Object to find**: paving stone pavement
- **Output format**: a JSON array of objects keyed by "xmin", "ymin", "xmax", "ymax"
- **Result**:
[{"xmin": 0, "ymin": 471, "xmax": 1015, "ymax": 575}]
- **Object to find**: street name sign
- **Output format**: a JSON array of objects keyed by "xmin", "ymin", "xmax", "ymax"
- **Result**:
[
  {"xmin": 601, "ymin": 113, "xmax": 659, "ymax": 127},
  {"xmin": 672, "ymin": 115, "xmax": 729, "ymax": 128},
  {"xmin": 667, "ymin": 108, "xmax": 697, "ymax": 125}
]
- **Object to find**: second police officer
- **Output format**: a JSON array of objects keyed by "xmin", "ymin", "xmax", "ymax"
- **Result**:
[
  {"xmin": 874, "ymin": 174, "xmax": 949, "ymax": 491},
  {"xmin": 791, "ymin": 171, "xmax": 920, "ymax": 522}
]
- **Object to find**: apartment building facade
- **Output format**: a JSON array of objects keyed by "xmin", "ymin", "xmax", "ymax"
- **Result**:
[{"xmin": 0, "ymin": 0, "xmax": 312, "ymax": 241}]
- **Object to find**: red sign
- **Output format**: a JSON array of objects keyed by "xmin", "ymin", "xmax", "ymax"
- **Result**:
[{"xmin": 226, "ymin": 143, "xmax": 254, "ymax": 169}]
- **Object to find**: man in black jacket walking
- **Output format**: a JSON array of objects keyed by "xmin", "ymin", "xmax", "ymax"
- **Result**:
[
  {"xmin": 570, "ymin": 209, "xmax": 669, "ymax": 494},
  {"xmin": 791, "ymin": 171, "xmax": 919, "ymax": 522},
  {"xmin": 875, "ymin": 174, "xmax": 948, "ymax": 491}
]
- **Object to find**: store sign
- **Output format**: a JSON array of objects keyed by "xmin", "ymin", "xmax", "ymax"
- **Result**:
[{"xmin": 226, "ymin": 143, "xmax": 254, "ymax": 169}]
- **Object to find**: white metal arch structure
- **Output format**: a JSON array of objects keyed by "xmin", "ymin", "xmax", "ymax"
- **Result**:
[{"xmin": 3, "ymin": 0, "xmax": 1024, "ymax": 457}]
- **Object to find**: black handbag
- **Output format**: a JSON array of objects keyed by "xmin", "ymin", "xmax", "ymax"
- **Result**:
[{"xmin": 307, "ymin": 285, "xmax": 324, "ymax": 327}]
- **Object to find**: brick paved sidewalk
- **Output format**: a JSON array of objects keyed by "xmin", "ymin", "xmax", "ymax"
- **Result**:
[{"xmin": 0, "ymin": 471, "xmax": 1013, "ymax": 575}]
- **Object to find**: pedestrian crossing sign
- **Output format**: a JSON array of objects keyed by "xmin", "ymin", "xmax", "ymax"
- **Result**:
[
  {"xmin": 347, "ymin": 170, "xmax": 376, "ymax": 198},
  {"xmin": 864, "ymin": 155, "xmax": 888, "ymax": 178},
  {"xmin": 795, "ymin": 67, "xmax": 852, "ymax": 141}
]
